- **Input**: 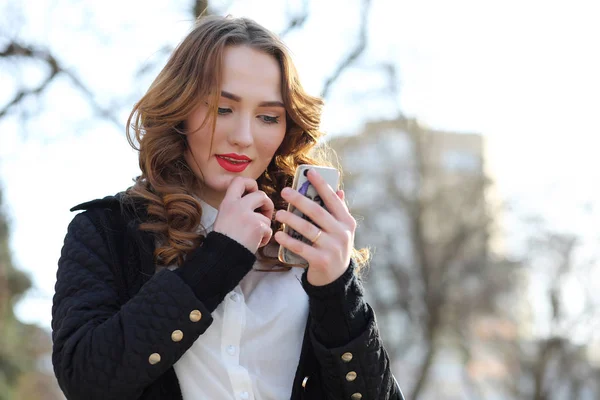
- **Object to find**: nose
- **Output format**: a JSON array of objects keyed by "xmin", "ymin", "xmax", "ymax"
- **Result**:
[{"xmin": 228, "ymin": 114, "xmax": 253, "ymax": 148}]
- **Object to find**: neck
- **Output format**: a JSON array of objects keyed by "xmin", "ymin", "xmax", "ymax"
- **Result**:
[{"xmin": 196, "ymin": 190, "xmax": 223, "ymax": 210}]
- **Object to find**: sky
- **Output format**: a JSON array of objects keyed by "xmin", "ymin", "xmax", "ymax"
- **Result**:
[{"xmin": 1, "ymin": 0, "xmax": 600, "ymax": 335}]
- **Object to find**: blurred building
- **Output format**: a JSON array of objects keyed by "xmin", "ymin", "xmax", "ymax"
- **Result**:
[
  {"xmin": 329, "ymin": 116, "xmax": 490, "ymax": 262},
  {"xmin": 328, "ymin": 116, "xmax": 491, "ymax": 304},
  {"xmin": 328, "ymin": 117, "xmax": 523, "ymax": 398}
]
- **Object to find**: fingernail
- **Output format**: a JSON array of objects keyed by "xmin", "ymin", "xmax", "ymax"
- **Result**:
[{"xmin": 282, "ymin": 187, "xmax": 292, "ymax": 195}]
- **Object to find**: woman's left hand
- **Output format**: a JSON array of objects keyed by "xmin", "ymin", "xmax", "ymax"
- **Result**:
[{"xmin": 274, "ymin": 168, "xmax": 357, "ymax": 286}]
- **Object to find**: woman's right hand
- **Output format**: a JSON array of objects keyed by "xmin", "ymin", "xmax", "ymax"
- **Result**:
[{"xmin": 213, "ymin": 177, "xmax": 274, "ymax": 253}]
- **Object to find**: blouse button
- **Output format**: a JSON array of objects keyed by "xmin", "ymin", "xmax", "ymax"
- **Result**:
[
  {"xmin": 171, "ymin": 330, "xmax": 184, "ymax": 342},
  {"xmin": 148, "ymin": 353, "xmax": 161, "ymax": 365},
  {"xmin": 346, "ymin": 371, "xmax": 357, "ymax": 382},
  {"xmin": 189, "ymin": 310, "xmax": 202, "ymax": 322},
  {"xmin": 239, "ymin": 391, "xmax": 249, "ymax": 399},
  {"xmin": 341, "ymin": 352, "xmax": 353, "ymax": 362},
  {"xmin": 230, "ymin": 293, "xmax": 240, "ymax": 302},
  {"xmin": 227, "ymin": 345, "xmax": 236, "ymax": 355},
  {"xmin": 351, "ymin": 393, "xmax": 363, "ymax": 400}
]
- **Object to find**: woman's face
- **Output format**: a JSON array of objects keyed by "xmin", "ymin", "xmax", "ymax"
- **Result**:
[{"xmin": 184, "ymin": 45, "xmax": 287, "ymax": 207}]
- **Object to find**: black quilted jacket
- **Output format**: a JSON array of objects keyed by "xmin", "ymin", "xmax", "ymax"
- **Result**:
[{"xmin": 52, "ymin": 194, "xmax": 404, "ymax": 400}]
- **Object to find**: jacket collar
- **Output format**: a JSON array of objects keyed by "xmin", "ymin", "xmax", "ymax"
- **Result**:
[
  {"xmin": 70, "ymin": 193, "xmax": 125, "ymax": 212},
  {"xmin": 70, "ymin": 191, "xmax": 150, "ymax": 225}
]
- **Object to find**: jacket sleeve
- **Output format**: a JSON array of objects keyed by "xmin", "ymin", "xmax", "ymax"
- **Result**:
[
  {"xmin": 52, "ymin": 212, "xmax": 255, "ymax": 400},
  {"xmin": 302, "ymin": 263, "xmax": 405, "ymax": 400}
]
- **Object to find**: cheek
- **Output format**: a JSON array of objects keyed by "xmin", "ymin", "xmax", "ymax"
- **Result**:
[
  {"xmin": 263, "ymin": 126, "xmax": 286, "ymax": 154},
  {"xmin": 184, "ymin": 136, "xmax": 211, "ymax": 173},
  {"xmin": 260, "ymin": 139, "xmax": 284, "ymax": 162},
  {"xmin": 187, "ymin": 104, "xmax": 210, "ymax": 131},
  {"xmin": 186, "ymin": 127, "xmax": 214, "ymax": 157},
  {"xmin": 183, "ymin": 148, "xmax": 200, "ymax": 176}
]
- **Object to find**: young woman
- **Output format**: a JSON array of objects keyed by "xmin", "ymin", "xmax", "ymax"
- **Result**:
[{"xmin": 52, "ymin": 15, "xmax": 404, "ymax": 400}]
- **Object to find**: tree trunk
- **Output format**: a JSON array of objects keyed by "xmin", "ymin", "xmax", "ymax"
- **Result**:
[
  {"xmin": 193, "ymin": 0, "xmax": 211, "ymax": 18},
  {"xmin": 533, "ymin": 340, "xmax": 553, "ymax": 400},
  {"xmin": 410, "ymin": 344, "xmax": 436, "ymax": 400}
]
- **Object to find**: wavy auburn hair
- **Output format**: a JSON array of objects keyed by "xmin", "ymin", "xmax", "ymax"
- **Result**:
[{"xmin": 125, "ymin": 15, "xmax": 369, "ymax": 271}]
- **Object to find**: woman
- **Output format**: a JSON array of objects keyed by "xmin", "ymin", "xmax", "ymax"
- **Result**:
[{"xmin": 52, "ymin": 15, "xmax": 404, "ymax": 400}]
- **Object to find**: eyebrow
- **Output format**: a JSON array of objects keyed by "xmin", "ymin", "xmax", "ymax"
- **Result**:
[{"xmin": 221, "ymin": 90, "xmax": 285, "ymax": 108}]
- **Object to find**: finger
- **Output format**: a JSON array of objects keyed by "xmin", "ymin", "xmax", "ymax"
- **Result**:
[
  {"xmin": 256, "ymin": 213, "xmax": 273, "ymax": 230},
  {"xmin": 337, "ymin": 190, "xmax": 350, "ymax": 212},
  {"xmin": 275, "ymin": 210, "xmax": 324, "ymax": 247},
  {"xmin": 258, "ymin": 221, "xmax": 273, "ymax": 248},
  {"xmin": 225, "ymin": 177, "xmax": 258, "ymax": 200},
  {"xmin": 254, "ymin": 213, "xmax": 273, "ymax": 248},
  {"xmin": 281, "ymin": 187, "xmax": 339, "ymax": 233},
  {"xmin": 274, "ymin": 230, "xmax": 320, "ymax": 262},
  {"xmin": 242, "ymin": 191, "xmax": 275, "ymax": 220},
  {"xmin": 306, "ymin": 169, "xmax": 353, "ymax": 225}
]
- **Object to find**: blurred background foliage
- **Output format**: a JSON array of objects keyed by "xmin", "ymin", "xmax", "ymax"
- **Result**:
[
  {"xmin": 1, "ymin": 0, "xmax": 599, "ymax": 399},
  {"xmin": 1, "ymin": 193, "xmax": 58, "ymax": 399}
]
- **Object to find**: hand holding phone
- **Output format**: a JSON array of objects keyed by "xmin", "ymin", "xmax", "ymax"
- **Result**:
[{"xmin": 277, "ymin": 165, "xmax": 340, "ymax": 266}]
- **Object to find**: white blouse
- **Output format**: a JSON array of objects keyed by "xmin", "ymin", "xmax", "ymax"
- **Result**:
[{"xmin": 173, "ymin": 200, "xmax": 309, "ymax": 400}]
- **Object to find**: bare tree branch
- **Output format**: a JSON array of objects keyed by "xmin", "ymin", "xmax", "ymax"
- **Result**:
[
  {"xmin": 279, "ymin": 0, "xmax": 310, "ymax": 38},
  {"xmin": 320, "ymin": 0, "xmax": 371, "ymax": 98},
  {"xmin": 0, "ymin": 42, "xmax": 121, "ymax": 127},
  {"xmin": 0, "ymin": 43, "xmax": 59, "ymax": 119}
]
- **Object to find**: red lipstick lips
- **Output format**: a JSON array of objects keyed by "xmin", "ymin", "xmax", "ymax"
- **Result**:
[{"xmin": 216, "ymin": 153, "xmax": 251, "ymax": 173}]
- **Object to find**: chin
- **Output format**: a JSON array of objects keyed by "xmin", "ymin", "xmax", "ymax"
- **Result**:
[
  {"xmin": 202, "ymin": 169, "xmax": 263, "ymax": 196},
  {"xmin": 212, "ymin": 175, "xmax": 236, "ymax": 191}
]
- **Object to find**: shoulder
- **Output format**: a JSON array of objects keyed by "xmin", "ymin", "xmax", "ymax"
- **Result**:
[
  {"xmin": 65, "ymin": 191, "xmax": 147, "ymax": 252},
  {"xmin": 61, "ymin": 192, "xmax": 153, "ymax": 276},
  {"xmin": 68, "ymin": 191, "xmax": 147, "ymax": 229},
  {"xmin": 61, "ymin": 194, "xmax": 121, "ymax": 256},
  {"xmin": 70, "ymin": 191, "xmax": 144, "ymax": 219}
]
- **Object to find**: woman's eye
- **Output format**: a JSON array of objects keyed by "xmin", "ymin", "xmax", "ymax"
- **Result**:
[
  {"xmin": 217, "ymin": 107, "xmax": 232, "ymax": 115},
  {"xmin": 259, "ymin": 115, "xmax": 280, "ymax": 124}
]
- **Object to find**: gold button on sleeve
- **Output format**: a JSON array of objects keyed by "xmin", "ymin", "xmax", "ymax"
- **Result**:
[
  {"xmin": 341, "ymin": 352, "xmax": 353, "ymax": 362},
  {"xmin": 171, "ymin": 330, "xmax": 184, "ymax": 342},
  {"xmin": 351, "ymin": 393, "xmax": 363, "ymax": 400},
  {"xmin": 189, "ymin": 310, "xmax": 202, "ymax": 322},
  {"xmin": 346, "ymin": 371, "xmax": 357, "ymax": 382},
  {"xmin": 148, "ymin": 353, "xmax": 161, "ymax": 365},
  {"xmin": 302, "ymin": 376, "xmax": 309, "ymax": 389}
]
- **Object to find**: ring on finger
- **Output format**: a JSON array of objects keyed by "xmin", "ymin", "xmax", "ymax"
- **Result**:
[{"xmin": 311, "ymin": 229, "xmax": 323, "ymax": 244}]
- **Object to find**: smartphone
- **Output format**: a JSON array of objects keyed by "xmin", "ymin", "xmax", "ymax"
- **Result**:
[{"xmin": 278, "ymin": 164, "xmax": 340, "ymax": 266}]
